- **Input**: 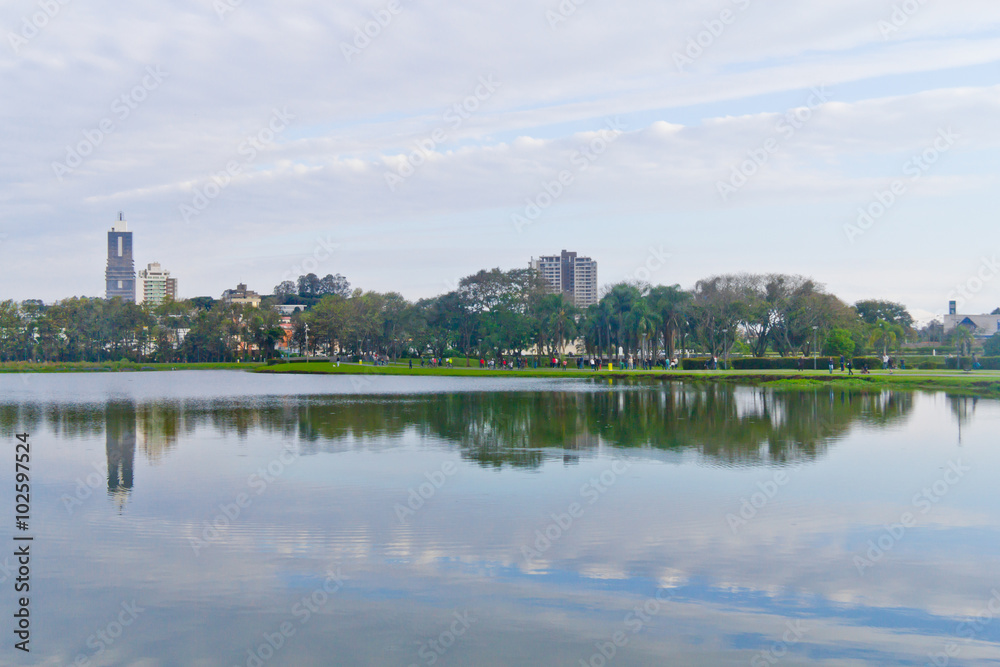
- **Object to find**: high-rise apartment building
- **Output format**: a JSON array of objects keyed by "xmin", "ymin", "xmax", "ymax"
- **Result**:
[
  {"xmin": 136, "ymin": 262, "xmax": 177, "ymax": 306},
  {"xmin": 105, "ymin": 212, "xmax": 136, "ymax": 302},
  {"xmin": 530, "ymin": 250, "xmax": 599, "ymax": 307}
]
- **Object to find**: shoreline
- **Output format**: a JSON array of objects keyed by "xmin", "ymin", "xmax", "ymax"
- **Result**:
[
  {"xmin": 256, "ymin": 362, "xmax": 1000, "ymax": 397},
  {"xmin": 1, "ymin": 361, "xmax": 997, "ymax": 397},
  {"xmin": 0, "ymin": 361, "xmax": 262, "ymax": 373}
]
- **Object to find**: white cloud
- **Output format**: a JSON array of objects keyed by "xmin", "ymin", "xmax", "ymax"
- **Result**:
[{"xmin": 1, "ymin": 0, "xmax": 998, "ymax": 310}]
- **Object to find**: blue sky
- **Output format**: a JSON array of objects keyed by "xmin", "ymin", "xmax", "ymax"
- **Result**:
[{"xmin": 2, "ymin": 0, "xmax": 999, "ymax": 322}]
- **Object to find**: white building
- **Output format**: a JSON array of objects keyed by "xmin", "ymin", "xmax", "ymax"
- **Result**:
[
  {"xmin": 943, "ymin": 301, "xmax": 1000, "ymax": 338},
  {"xmin": 530, "ymin": 250, "xmax": 599, "ymax": 308},
  {"xmin": 136, "ymin": 262, "xmax": 177, "ymax": 306}
]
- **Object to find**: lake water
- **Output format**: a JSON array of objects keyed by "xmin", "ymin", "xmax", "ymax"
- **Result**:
[{"xmin": 1, "ymin": 371, "xmax": 999, "ymax": 666}]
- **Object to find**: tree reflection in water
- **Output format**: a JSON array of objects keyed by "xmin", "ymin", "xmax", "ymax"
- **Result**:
[{"xmin": 0, "ymin": 383, "xmax": 923, "ymax": 474}]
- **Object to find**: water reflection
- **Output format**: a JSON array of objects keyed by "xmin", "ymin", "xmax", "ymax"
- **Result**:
[
  {"xmin": 1, "ymin": 384, "xmax": 919, "ymax": 472},
  {"xmin": 0, "ymin": 374, "xmax": 996, "ymax": 666},
  {"xmin": 105, "ymin": 402, "xmax": 135, "ymax": 510}
]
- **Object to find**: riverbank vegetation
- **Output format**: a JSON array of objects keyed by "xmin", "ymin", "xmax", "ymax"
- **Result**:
[
  {"xmin": 259, "ymin": 361, "xmax": 1000, "ymax": 397},
  {"xmin": 2, "ymin": 270, "xmax": 997, "ymax": 365}
]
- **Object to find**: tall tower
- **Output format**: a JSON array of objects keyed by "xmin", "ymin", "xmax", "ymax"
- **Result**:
[{"xmin": 105, "ymin": 212, "xmax": 136, "ymax": 302}]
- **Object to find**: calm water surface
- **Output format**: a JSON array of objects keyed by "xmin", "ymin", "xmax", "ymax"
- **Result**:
[{"xmin": 1, "ymin": 371, "xmax": 999, "ymax": 666}]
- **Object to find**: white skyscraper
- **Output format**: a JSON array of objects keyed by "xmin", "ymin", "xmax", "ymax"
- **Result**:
[
  {"xmin": 529, "ymin": 250, "xmax": 599, "ymax": 307},
  {"xmin": 136, "ymin": 262, "xmax": 177, "ymax": 306}
]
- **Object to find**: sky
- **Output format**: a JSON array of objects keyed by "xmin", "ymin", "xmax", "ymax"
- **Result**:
[{"xmin": 2, "ymin": 0, "xmax": 999, "ymax": 323}]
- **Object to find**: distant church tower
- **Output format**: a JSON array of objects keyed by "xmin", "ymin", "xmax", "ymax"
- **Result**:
[{"xmin": 105, "ymin": 212, "xmax": 136, "ymax": 302}]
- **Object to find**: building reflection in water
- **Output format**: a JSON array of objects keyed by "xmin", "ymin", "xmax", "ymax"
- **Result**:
[
  {"xmin": 136, "ymin": 403, "xmax": 180, "ymax": 463},
  {"xmin": 105, "ymin": 402, "xmax": 136, "ymax": 511}
]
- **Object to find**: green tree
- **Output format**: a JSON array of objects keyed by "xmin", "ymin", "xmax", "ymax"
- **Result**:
[
  {"xmin": 532, "ymin": 293, "xmax": 579, "ymax": 356},
  {"xmin": 688, "ymin": 275, "xmax": 747, "ymax": 357},
  {"xmin": 245, "ymin": 309, "xmax": 284, "ymax": 360},
  {"xmin": 602, "ymin": 283, "xmax": 643, "ymax": 358},
  {"xmin": 310, "ymin": 295, "xmax": 349, "ymax": 355},
  {"xmin": 984, "ymin": 333, "xmax": 1000, "ymax": 356},
  {"xmin": 949, "ymin": 325, "xmax": 974, "ymax": 356},
  {"xmin": 646, "ymin": 285, "xmax": 691, "ymax": 359},
  {"xmin": 0, "ymin": 300, "xmax": 24, "ymax": 361},
  {"xmin": 823, "ymin": 328, "xmax": 856, "ymax": 357},
  {"xmin": 625, "ymin": 298, "xmax": 660, "ymax": 362},
  {"xmin": 868, "ymin": 320, "xmax": 904, "ymax": 356},
  {"xmin": 854, "ymin": 300, "xmax": 914, "ymax": 330}
]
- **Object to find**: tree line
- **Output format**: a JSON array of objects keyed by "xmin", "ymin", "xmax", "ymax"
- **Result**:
[{"xmin": 0, "ymin": 269, "xmax": 992, "ymax": 363}]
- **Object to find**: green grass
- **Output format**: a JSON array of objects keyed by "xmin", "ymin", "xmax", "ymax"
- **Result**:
[
  {"xmin": 257, "ymin": 362, "xmax": 1000, "ymax": 396},
  {"xmin": 0, "ymin": 361, "xmax": 263, "ymax": 373},
  {"xmin": 4, "ymin": 359, "xmax": 998, "ymax": 397}
]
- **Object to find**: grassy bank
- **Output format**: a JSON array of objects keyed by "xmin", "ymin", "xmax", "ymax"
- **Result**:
[
  {"xmin": 258, "ymin": 362, "xmax": 1000, "ymax": 397},
  {"xmin": 3, "ymin": 360, "xmax": 996, "ymax": 397},
  {"xmin": 0, "ymin": 361, "xmax": 263, "ymax": 373}
]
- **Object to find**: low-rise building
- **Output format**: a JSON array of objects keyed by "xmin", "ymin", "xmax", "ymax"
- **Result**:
[
  {"xmin": 943, "ymin": 301, "xmax": 1000, "ymax": 338},
  {"xmin": 221, "ymin": 283, "xmax": 261, "ymax": 308}
]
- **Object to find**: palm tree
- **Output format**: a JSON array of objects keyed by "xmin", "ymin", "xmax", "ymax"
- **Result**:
[
  {"xmin": 868, "ymin": 320, "xmax": 903, "ymax": 356},
  {"xmin": 949, "ymin": 325, "xmax": 974, "ymax": 357},
  {"xmin": 546, "ymin": 295, "xmax": 579, "ymax": 355},
  {"xmin": 647, "ymin": 285, "xmax": 691, "ymax": 360},
  {"xmin": 604, "ymin": 283, "xmax": 642, "ymax": 359},
  {"xmin": 627, "ymin": 300, "xmax": 660, "ymax": 365}
]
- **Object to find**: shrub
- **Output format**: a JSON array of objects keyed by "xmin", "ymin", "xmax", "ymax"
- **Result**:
[
  {"xmin": 984, "ymin": 334, "xmax": 1000, "ymax": 357},
  {"xmin": 946, "ymin": 356, "xmax": 1000, "ymax": 370},
  {"xmin": 676, "ymin": 356, "xmax": 919, "ymax": 371}
]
